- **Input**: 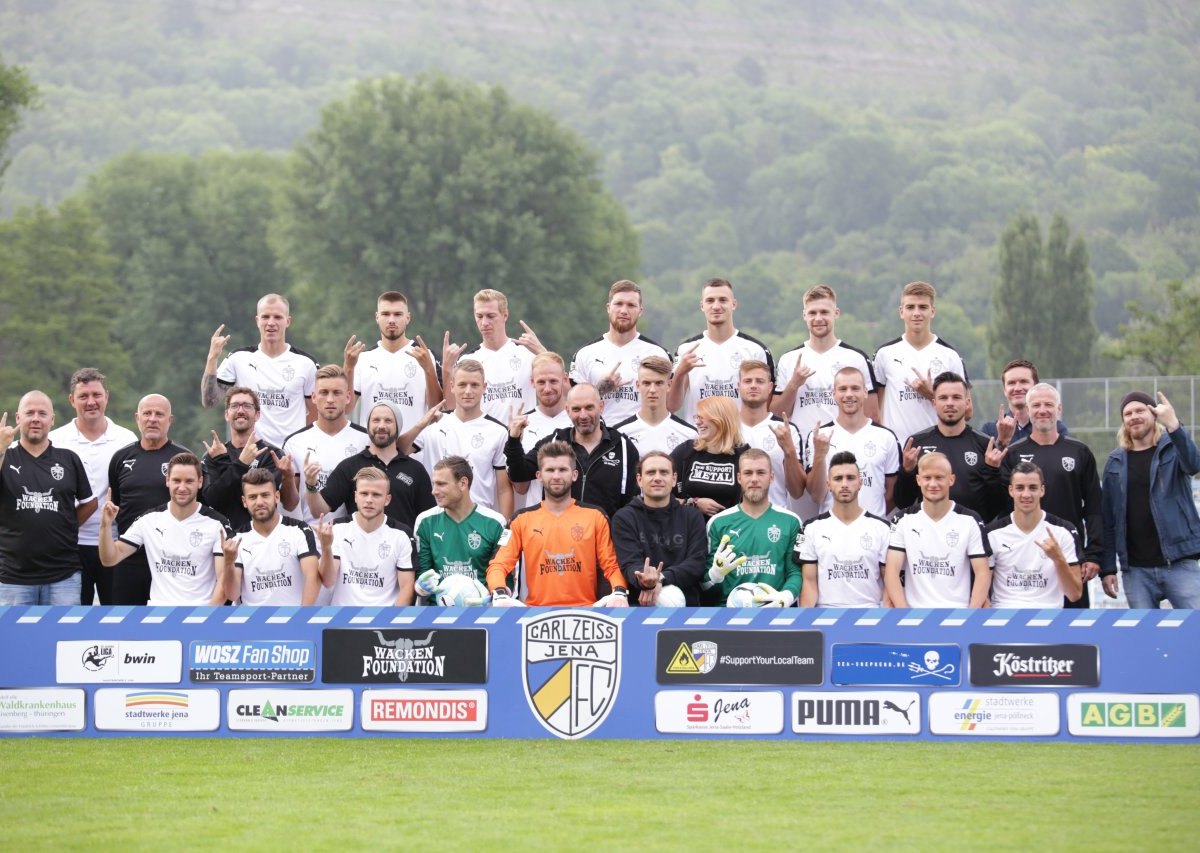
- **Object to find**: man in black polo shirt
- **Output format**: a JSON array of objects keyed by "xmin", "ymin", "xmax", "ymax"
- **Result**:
[
  {"xmin": 107, "ymin": 394, "xmax": 191, "ymax": 605},
  {"xmin": 306, "ymin": 401, "xmax": 433, "ymax": 529},
  {"xmin": 0, "ymin": 390, "xmax": 96, "ymax": 604}
]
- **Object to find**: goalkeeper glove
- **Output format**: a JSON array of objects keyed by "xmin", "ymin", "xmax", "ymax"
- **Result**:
[
  {"xmin": 753, "ymin": 584, "xmax": 795, "ymax": 608},
  {"xmin": 489, "ymin": 588, "xmax": 526, "ymax": 608},
  {"xmin": 414, "ymin": 569, "xmax": 442, "ymax": 599},
  {"xmin": 703, "ymin": 535, "xmax": 747, "ymax": 589}
]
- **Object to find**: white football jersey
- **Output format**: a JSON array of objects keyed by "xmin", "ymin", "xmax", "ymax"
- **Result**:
[
  {"xmin": 235, "ymin": 517, "xmax": 317, "ymax": 606},
  {"xmin": 803, "ymin": 420, "xmax": 901, "ymax": 517},
  {"xmin": 798, "ymin": 510, "xmax": 891, "ymax": 607},
  {"xmin": 120, "ymin": 505, "xmax": 230, "ymax": 606},
  {"xmin": 415, "ymin": 412, "xmax": 508, "ymax": 513},
  {"xmin": 888, "ymin": 502, "xmax": 989, "ymax": 609},
  {"xmin": 570, "ymin": 334, "xmax": 669, "ymax": 426},
  {"xmin": 775, "ymin": 340, "xmax": 877, "ymax": 442},
  {"xmin": 329, "ymin": 518, "xmax": 413, "ymax": 607},
  {"xmin": 610, "ymin": 414, "xmax": 697, "ymax": 456},
  {"xmin": 217, "ymin": 345, "xmax": 318, "ymax": 448},
  {"xmin": 740, "ymin": 415, "xmax": 802, "ymax": 510},
  {"xmin": 872, "ymin": 335, "xmax": 965, "ymax": 447},
  {"xmin": 281, "ymin": 423, "xmax": 371, "ymax": 523},
  {"xmin": 673, "ymin": 330, "xmax": 773, "ymax": 424},
  {"xmin": 47, "ymin": 417, "xmax": 137, "ymax": 546},
  {"xmin": 986, "ymin": 512, "xmax": 1080, "ymax": 609},
  {"xmin": 463, "ymin": 339, "xmax": 536, "ymax": 420},
  {"xmin": 354, "ymin": 342, "xmax": 437, "ymax": 432}
]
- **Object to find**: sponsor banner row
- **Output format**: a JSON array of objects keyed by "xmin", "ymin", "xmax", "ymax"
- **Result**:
[{"xmin": 0, "ymin": 688, "xmax": 491, "ymax": 733}]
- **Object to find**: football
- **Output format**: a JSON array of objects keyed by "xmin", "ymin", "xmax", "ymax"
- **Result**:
[{"xmin": 434, "ymin": 574, "xmax": 490, "ymax": 607}]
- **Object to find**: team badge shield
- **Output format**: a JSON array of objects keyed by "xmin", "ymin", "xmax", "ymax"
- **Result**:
[{"xmin": 523, "ymin": 610, "xmax": 621, "ymax": 740}]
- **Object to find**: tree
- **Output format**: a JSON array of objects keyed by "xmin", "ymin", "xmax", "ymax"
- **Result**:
[
  {"xmin": 0, "ymin": 55, "xmax": 38, "ymax": 189},
  {"xmin": 0, "ymin": 199, "xmax": 132, "ymax": 422},
  {"xmin": 277, "ymin": 74, "xmax": 639, "ymax": 359},
  {"xmin": 1106, "ymin": 279, "xmax": 1200, "ymax": 375},
  {"xmin": 988, "ymin": 212, "xmax": 1096, "ymax": 378},
  {"xmin": 85, "ymin": 151, "xmax": 295, "ymax": 446}
]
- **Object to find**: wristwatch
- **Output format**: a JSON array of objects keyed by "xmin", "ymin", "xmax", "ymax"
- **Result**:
[{"xmin": 305, "ymin": 481, "xmax": 320, "ymax": 493}]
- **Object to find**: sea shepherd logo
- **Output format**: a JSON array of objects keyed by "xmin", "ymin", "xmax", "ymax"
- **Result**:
[{"xmin": 523, "ymin": 610, "xmax": 621, "ymax": 740}]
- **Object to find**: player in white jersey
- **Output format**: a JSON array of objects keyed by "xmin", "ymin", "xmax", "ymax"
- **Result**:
[
  {"xmin": 411, "ymin": 359, "xmax": 512, "ymax": 519},
  {"xmin": 772, "ymin": 285, "xmax": 878, "ymax": 519},
  {"xmin": 281, "ymin": 366, "xmax": 370, "ymax": 524},
  {"xmin": 315, "ymin": 467, "xmax": 414, "ymax": 606},
  {"xmin": 442, "ymin": 288, "xmax": 540, "ymax": 420},
  {"xmin": 805, "ymin": 367, "xmax": 900, "ymax": 518},
  {"xmin": 48, "ymin": 367, "xmax": 138, "ymax": 605},
  {"xmin": 799, "ymin": 451, "xmax": 890, "ymax": 608},
  {"xmin": 99, "ymin": 452, "xmax": 232, "ymax": 606},
  {"xmin": 668, "ymin": 277, "xmax": 774, "ymax": 424},
  {"xmin": 349, "ymin": 290, "xmax": 442, "ymax": 429},
  {"xmin": 569, "ymin": 280, "xmax": 670, "ymax": 426},
  {"xmin": 513, "ymin": 352, "xmax": 571, "ymax": 511},
  {"xmin": 737, "ymin": 359, "xmax": 804, "ymax": 509},
  {"xmin": 201, "ymin": 293, "xmax": 319, "ymax": 448},
  {"xmin": 610, "ymin": 355, "xmax": 697, "ymax": 456},
  {"xmin": 884, "ymin": 452, "xmax": 991, "ymax": 609},
  {"xmin": 986, "ymin": 461, "xmax": 1082, "ymax": 608},
  {"xmin": 872, "ymin": 281, "xmax": 966, "ymax": 447},
  {"xmin": 223, "ymin": 468, "xmax": 319, "ymax": 605}
]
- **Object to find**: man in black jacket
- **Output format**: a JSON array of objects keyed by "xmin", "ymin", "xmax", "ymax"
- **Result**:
[
  {"xmin": 200, "ymin": 387, "xmax": 292, "ymax": 531},
  {"xmin": 505, "ymin": 383, "xmax": 638, "ymax": 518},
  {"xmin": 612, "ymin": 451, "xmax": 707, "ymax": 606}
]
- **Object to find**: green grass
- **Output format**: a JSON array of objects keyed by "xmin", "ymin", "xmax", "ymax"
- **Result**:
[{"xmin": 1, "ymin": 740, "xmax": 1197, "ymax": 850}]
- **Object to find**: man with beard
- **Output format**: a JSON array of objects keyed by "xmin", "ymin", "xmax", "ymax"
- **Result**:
[
  {"xmin": 610, "ymin": 355, "xmax": 696, "ymax": 455},
  {"xmin": 737, "ymin": 360, "xmax": 805, "ymax": 509},
  {"xmin": 799, "ymin": 451, "xmax": 891, "ymax": 608},
  {"xmin": 347, "ymin": 291, "xmax": 442, "ymax": 429},
  {"xmin": 569, "ymin": 280, "xmax": 669, "ymax": 427},
  {"xmin": 1000, "ymin": 383, "xmax": 1101, "ymax": 607},
  {"xmin": 0, "ymin": 391, "xmax": 96, "ymax": 605},
  {"xmin": 702, "ymin": 449, "xmax": 803, "ymax": 607},
  {"xmin": 223, "ymin": 468, "xmax": 319, "ymax": 606},
  {"xmin": 99, "ymin": 452, "xmax": 232, "ymax": 607},
  {"xmin": 308, "ymin": 401, "xmax": 433, "ymax": 530},
  {"xmin": 486, "ymin": 441, "xmax": 629, "ymax": 606},
  {"xmin": 612, "ymin": 451, "xmax": 708, "ymax": 606},
  {"xmin": 894, "ymin": 372, "xmax": 1004, "ymax": 519},
  {"xmin": 512, "ymin": 352, "xmax": 571, "ymax": 512},
  {"xmin": 107, "ymin": 394, "xmax": 191, "ymax": 605},
  {"xmin": 805, "ymin": 367, "xmax": 900, "ymax": 518},
  {"xmin": 980, "ymin": 359, "xmax": 1069, "ymax": 449},
  {"xmin": 281, "ymin": 365, "xmax": 370, "ymax": 524},
  {"xmin": 315, "ymin": 467, "xmax": 415, "ymax": 606},
  {"xmin": 48, "ymin": 368, "xmax": 137, "ymax": 604},
  {"xmin": 884, "ymin": 452, "xmax": 991, "ymax": 609},
  {"xmin": 505, "ymin": 383, "xmax": 639, "ymax": 519},
  {"xmin": 1101, "ymin": 391, "xmax": 1200, "ymax": 608},
  {"xmin": 200, "ymin": 387, "xmax": 293, "ymax": 532}
]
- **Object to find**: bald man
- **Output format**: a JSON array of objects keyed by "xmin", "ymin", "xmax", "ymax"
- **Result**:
[
  {"xmin": 0, "ymin": 391, "xmax": 96, "ymax": 604},
  {"xmin": 106, "ymin": 394, "xmax": 192, "ymax": 605}
]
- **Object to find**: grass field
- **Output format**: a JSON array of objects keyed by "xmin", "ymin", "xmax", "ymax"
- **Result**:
[{"xmin": 1, "ymin": 740, "xmax": 1197, "ymax": 850}]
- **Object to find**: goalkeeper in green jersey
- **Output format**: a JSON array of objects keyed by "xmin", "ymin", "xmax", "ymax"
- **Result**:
[{"xmin": 702, "ymin": 448, "xmax": 804, "ymax": 607}]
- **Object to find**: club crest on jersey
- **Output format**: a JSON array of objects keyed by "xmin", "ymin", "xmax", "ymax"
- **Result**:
[
  {"xmin": 470, "ymin": 433, "xmax": 485, "ymax": 449},
  {"xmin": 570, "ymin": 524, "xmax": 585, "ymax": 542},
  {"xmin": 404, "ymin": 361, "xmax": 418, "ymax": 379},
  {"xmin": 378, "ymin": 543, "xmax": 391, "ymax": 559},
  {"xmin": 344, "ymin": 446, "xmax": 357, "ymax": 457},
  {"xmin": 763, "ymin": 432, "xmax": 777, "ymax": 451},
  {"xmin": 509, "ymin": 355, "xmax": 522, "ymax": 372},
  {"xmin": 282, "ymin": 366, "xmax": 295, "ymax": 381},
  {"xmin": 930, "ymin": 358, "xmax": 944, "ymax": 375},
  {"xmin": 189, "ymin": 530, "xmax": 204, "ymax": 548},
  {"xmin": 767, "ymin": 524, "xmax": 782, "ymax": 543},
  {"xmin": 1062, "ymin": 457, "xmax": 1076, "ymax": 472},
  {"xmin": 945, "ymin": 530, "xmax": 960, "ymax": 547},
  {"xmin": 467, "ymin": 531, "xmax": 482, "ymax": 550},
  {"xmin": 860, "ymin": 533, "xmax": 875, "ymax": 549},
  {"xmin": 863, "ymin": 441, "xmax": 877, "ymax": 458},
  {"xmin": 278, "ymin": 541, "xmax": 293, "ymax": 557},
  {"xmin": 50, "ymin": 463, "xmax": 64, "ymax": 481},
  {"xmin": 522, "ymin": 610, "xmax": 621, "ymax": 740},
  {"xmin": 729, "ymin": 352, "xmax": 745, "ymax": 368},
  {"xmin": 161, "ymin": 463, "xmax": 170, "ymax": 476},
  {"xmin": 963, "ymin": 451, "xmax": 978, "ymax": 466}
]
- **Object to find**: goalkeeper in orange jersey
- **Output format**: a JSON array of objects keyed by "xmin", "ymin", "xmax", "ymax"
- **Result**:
[{"xmin": 486, "ymin": 441, "xmax": 629, "ymax": 607}]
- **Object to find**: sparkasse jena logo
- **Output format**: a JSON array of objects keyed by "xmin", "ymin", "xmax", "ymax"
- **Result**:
[
  {"xmin": 523, "ymin": 610, "xmax": 621, "ymax": 740},
  {"xmin": 654, "ymin": 690, "xmax": 784, "ymax": 734}
]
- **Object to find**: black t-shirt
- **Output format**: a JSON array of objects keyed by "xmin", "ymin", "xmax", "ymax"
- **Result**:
[
  {"xmin": 0, "ymin": 443, "xmax": 94, "ymax": 583},
  {"xmin": 108, "ymin": 441, "xmax": 192, "ymax": 533},
  {"xmin": 895, "ymin": 425, "xmax": 1003, "ymax": 520},
  {"xmin": 1125, "ymin": 447, "xmax": 1165, "ymax": 567},
  {"xmin": 320, "ymin": 449, "xmax": 435, "ymax": 530},
  {"xmin": 670, "ymin": 443, "xmax": 747, "ymax": 510},
  {"xmin": 1000, "ymin": 436, "xmax": 1103, "ymax": 564}
]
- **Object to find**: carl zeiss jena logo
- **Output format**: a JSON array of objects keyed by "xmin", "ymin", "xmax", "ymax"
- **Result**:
[{"xmin": 523, "ymin": 610, "xmax": 621, "ymax": 740}]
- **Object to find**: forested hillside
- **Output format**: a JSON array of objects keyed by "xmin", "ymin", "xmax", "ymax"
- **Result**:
[{"xmin": 1, "ymin": 0, "xmax": 1198, "ymax": 440}]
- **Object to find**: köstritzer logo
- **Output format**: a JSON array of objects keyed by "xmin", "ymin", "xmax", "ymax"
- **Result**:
[{"xmin": 523, "ymin": 610, "xmax": 621, "ymax": 740}]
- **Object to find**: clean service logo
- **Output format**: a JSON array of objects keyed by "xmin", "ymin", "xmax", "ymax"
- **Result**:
[
  {"xmin": 361, "ymin": 689, "xmax": 488, "ymax": 733},
  {"xmin": 654, "ymin": 691, "xmax": 784, "ymax": 735},
  {"xmin": 0, "ymin": 689, "xmax": 86, "ymax": 732},
  {"xmin": 227, "ymin": 689, "xmax": 354, "ymax": 731},
  {"xmin": 1067, "ymin": 693, "xmax": 1199, "ymax": 738},
  {"xmin": 56, "ymin": 640, "xmax": 182, "ymax": 684},
  {"xmin": 830, "ymin": 644, "xmax": 960, "ymax": 687},
  {"xmin": 792, "ymin": 691, "xmax": 921, "ymax": 735},
  {"xmin": 968, "ymin": 644, "xmax": 1099, "ymax": 688},
  {"xmin": 928, "ymin": 692, "xmax": 1059, "ymax": 737},
  {"xmin": 523, "ymin": 610, "xmax": 621, "ymax": 740},
  {"xmin": 93, "ymin": 688, "xmax": 220, "ymax": 731},
  {"xmin": 189, "ymin": 641, "xmax": 316, "ymax": 684}
]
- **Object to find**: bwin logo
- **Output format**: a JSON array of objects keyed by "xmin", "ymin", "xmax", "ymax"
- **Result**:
[{"xmin": 124, "ymin": 652, "xmax": 156, "ymax": 665}]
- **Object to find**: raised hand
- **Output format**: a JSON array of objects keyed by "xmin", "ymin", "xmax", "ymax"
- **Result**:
[
  {"xmin": 770, "ymin": 421, "xmax": 796, "ymax": 454},
  {"xmin": 789, "ymin": 361, "xmax": 816, "ymax": 390},
  {"xmin": 271, "ymin": 451, "xmax": 294, "ymax": 479},
  {"xmin": 314, "ymin": 513, "xmax": 334, "ymax": 548},
  {"xmin": 302, "ymin": 451, "xmax": 322, "ymax": 491},
  {"xmin": 507, "ymin": 402, "xmax": 528, "ymax": 439},
  {"xmin": 221, "ymin": 534, "xmax": 241, "ymax": 564},
  {"xmin": 984, "ymin": 436, "xmax": 1005, "ymax": 468},
  {"xmin": 1151, "ymin": 391, "xmax": 1180, "ymax": 431},
  {"xmin": 995, "ymin": 404, "xmax": 1016, "ymax": 447},
  {"xmin": 237, "ymin": 430, "xmax": 261, "ymax": 466},
  {"xmin": 343, "ymin": 334, "xmax": 366, "ymax": 369},
  {"xmin": 905, "ymin": 366, "xmax": 933, "ymax": 399},
  {"xmin": 203, "ymin": 430, "xmax": 228, "ymax": 459},
  {"xmin": 902, "ymin": 436, "xmax": 920, "ymax": 473},
  {"xmin": 516, "ymin": 320, "xmax": 546, "ymax": 355},
  {"xmin": 0, "ymin": 412, "xmax": 14, "ymax": 447},
  {"xmin": 208, "ymin": 324, "xmax": 231, "ymax": 363},
  {"xmin": 442, "ymin": 331, "xmax": 467, "ymax": 367},
  {"xmin": 675, "ymin": 346, "xmax": 704, "ymax": 376},
  {"xmin": 100, "ymin": 499, "xmax": 119, "ymax": 527},
  {"xmin": 406, "ymin": 335, "xmax": 436, "ymax": 370},
  {"xmin": 634, "ymin": 557, "xmax": 663, "ymax": 591}
]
